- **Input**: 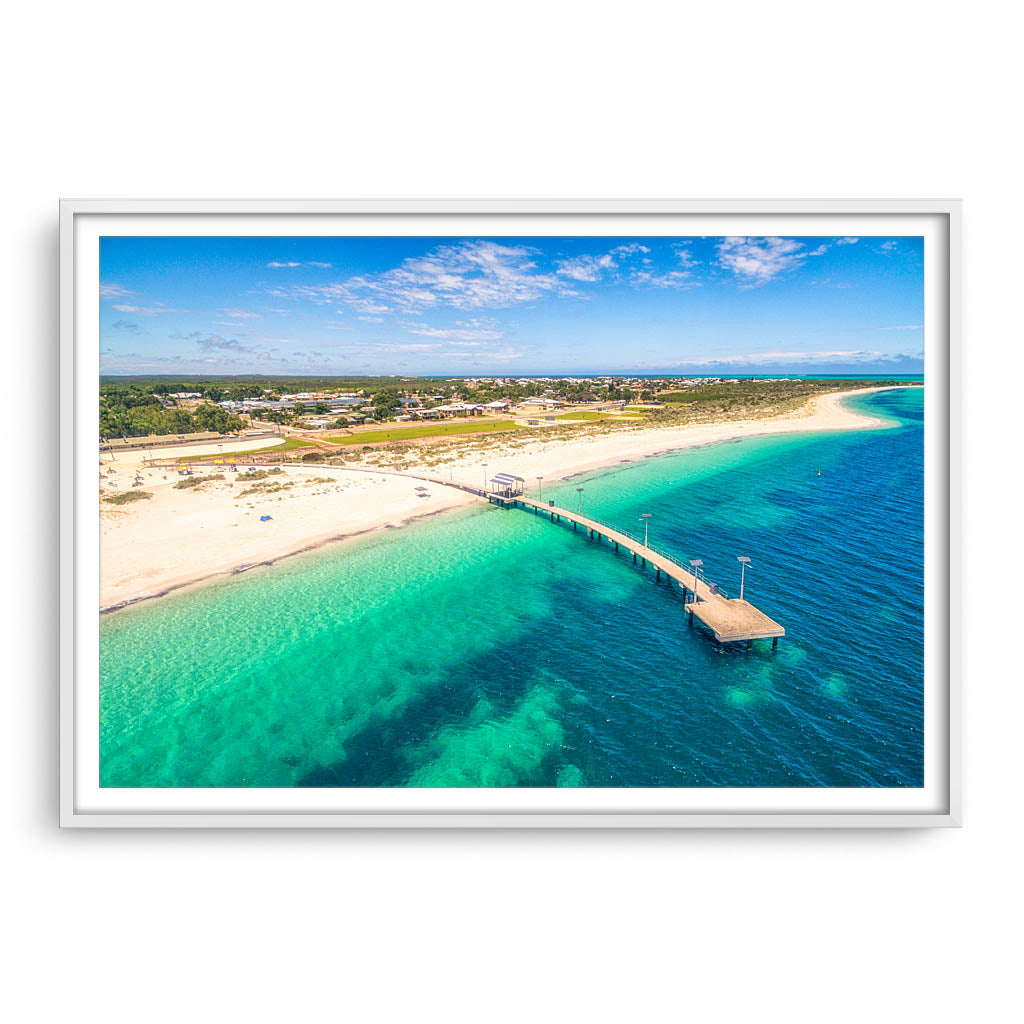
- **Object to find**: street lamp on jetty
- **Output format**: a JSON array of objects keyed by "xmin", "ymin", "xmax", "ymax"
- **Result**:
[
  {"xmin": 737, "ymin": 556, "xmax": 751, "ymax": 601},
  {"xmin": 689, "ymin": 558, "xmax": 703, "ymax": 606},
  {"xmin": 640, "ymin": 512, "xmax": 652, "ymax": 549}
]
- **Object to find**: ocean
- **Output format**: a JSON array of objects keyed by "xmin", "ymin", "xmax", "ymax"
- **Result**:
[{"xmin": 99, "ymin": 387, "xmax": 924, "ymax": 788}]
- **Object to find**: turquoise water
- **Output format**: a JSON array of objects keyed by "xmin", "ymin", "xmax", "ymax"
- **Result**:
[{"xmin": 100, "ymin": 388, "xmax": 924, "ymax": 788}]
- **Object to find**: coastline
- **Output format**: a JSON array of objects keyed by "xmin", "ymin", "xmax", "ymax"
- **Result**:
[{"xmin": 100, "ymin": 386, "xmax": 910, "ymax": 613}]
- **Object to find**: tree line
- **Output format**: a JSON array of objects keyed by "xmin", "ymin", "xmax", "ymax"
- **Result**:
[{"xmin": 99, "ymin": 389, "xmax": 245, "ymax": 439}]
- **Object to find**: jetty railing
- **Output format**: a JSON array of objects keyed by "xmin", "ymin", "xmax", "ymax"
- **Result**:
[{"xmin": 519, "ymin": 499, "xmax": 730, "ymax": 599}]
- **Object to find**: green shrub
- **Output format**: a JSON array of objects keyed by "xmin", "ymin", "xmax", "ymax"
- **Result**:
[
  {"xmin": 173, "ymin": 473, "xmax": 224, "ymax": 489},
  {"xmin": 235, "ymin": 468, "xmax": 283, "ymax": 482},
  {"xmin": 102, "ymin": 490, "xmax": 153, "ymax": 505}
]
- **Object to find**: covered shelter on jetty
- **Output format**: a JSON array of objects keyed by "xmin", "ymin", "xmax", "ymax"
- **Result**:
[{"xmin": 489, "ymin": 472, "xmax": 525, "ymax": 498}]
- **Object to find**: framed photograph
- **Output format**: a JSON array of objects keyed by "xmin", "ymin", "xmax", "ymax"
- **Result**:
[{"xmin": 60, "ymin": 199, "xmax": 959, "ymax": 827}]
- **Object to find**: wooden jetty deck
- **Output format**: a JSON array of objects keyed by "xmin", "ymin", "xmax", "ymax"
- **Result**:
[{"xmin": 501, "ymin": 494, "xmax": 785, "ymax": 645}]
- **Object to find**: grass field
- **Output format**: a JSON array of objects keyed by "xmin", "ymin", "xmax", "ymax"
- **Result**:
[
  {"xmin": 191, "ymin": 436, "xmax": 313, "ymax": 461},
  {"xmin": 324, "ymin": 420, "xmax": 522, "ymax": 445},
  {"xmin": 553, "ymin": 410, "xmax": 645, "ymax": 422}
]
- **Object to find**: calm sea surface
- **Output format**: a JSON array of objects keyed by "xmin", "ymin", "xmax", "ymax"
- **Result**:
[{"xmin": 100, "ymin": 388, "xmax": 924, "ymax": 787}]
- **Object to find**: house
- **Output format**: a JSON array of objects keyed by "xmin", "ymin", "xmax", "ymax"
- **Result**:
[
  {"xmin": 483, "ymin": 400, "xmax": 511, "ymax": 412},
  {"xmin": 432, "ymin": 402, "xmax": 484, "ymax": 417}
]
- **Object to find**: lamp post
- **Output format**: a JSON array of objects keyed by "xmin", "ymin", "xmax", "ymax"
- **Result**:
[
  {"xmin": 689, "ymin": 558, "xmax": 703, "ymax": 605},
  {"xmin": 537, "ymin": 475, "xmax": 544, "ymax": 501},
  {"xmin": 640, "ymin": 512, "xmax": 652, "ymax": 548},
  {"xmin": 576, "ymin": 486, "xmax": 584, "ymax": 514},
  {"xmin": 482, "ymin": 462, "xmax": 488, "ymax": 491},
  {"xmin": 737, "ymin": 556, "xmax": 751, "ymax": 601}
]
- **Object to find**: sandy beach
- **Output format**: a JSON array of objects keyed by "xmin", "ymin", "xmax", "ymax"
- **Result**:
[{"xmin": 99, "ymin": 386, "xmax": 905, "ymax": 611}]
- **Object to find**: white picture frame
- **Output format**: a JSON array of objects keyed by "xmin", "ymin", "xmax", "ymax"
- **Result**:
[{"xmin": 60, "ymin": 198, "xmax": 960, "ymax": 828}]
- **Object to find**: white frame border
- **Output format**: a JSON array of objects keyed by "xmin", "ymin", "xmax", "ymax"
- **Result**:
[{"xmin": 59, "ymin": 199, "xmax": 961, "ymax": 828}]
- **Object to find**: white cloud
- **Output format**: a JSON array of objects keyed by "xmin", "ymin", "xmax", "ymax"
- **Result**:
[
  {"xmin": 555, "ymin": 242, "xmax": 655, "ymax": 283},
  {"xmin": 108, "ymin": 319, "xmax": 140, "ymax": 334},
  {"xmin": 556, "ymin": 241, "xmax": 697, "ymax": 289},
  {"xmin": 191, "ymin": 333, "xmax": 252, "ymax": 354},
  {"xmin": 348, "ymin": 299, "xmax": 392, "ymax": 316},
  {"xmin": 837, "ymin": 237, "xmax": 859, "ymax": 245},
  {"xmin": 297, "ymin": 240, "xmax": 565, "ymax": 313},
  {"xmin": 629, "ymin": 245, "xmax": 699, "ymax": 289},
  {"xmin": 100, "ymin": 283, "xmax": 134, "ymax": 299},
  {"xmin": 112, "ymin": 303, "xmax": 187, "ymax": 316},
  {"xmin": 217, "ymin": 308, "xmax": 261, "ymax": 319},
  {"xmin": 631, "ymin": 269, "xmax": 694, "ymax": 289},
  {"xmin": 877, "ymin": 323, "xmax": 923, "ymax": 331},
  {"xmin": 267, "ymin": 261, "xmax": 302, "ymax": 268},
  {"xmin": 554, "ymin": 253, "xmax": 616, "ymax": 282},
  {"xmin": 671, "ymin": 244, "xmax": 697, "ymax": 266},
  {"xmin": 612, "ymin": 242, "xmax": 651, "ymax": 258},
  {"xmin": 716, "ymin": 237, "xmax": 826, "ymax": 287},
  {"xmin": 878, "ymin": 240, "xmax": 899, "ymax": 252},
  {"xmin": 405, "ymin": 318, "xmax": 504, "ymax": 341}
]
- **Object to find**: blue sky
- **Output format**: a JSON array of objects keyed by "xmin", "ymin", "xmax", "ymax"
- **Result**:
[{"xmin": 99, "ymin": 235, "xmax": 924, "ymax": 375}]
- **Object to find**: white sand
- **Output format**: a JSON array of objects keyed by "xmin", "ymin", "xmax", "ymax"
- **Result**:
[{"xmin": 99, "ymin": 387, "xmax": 905, "ymax": 610}]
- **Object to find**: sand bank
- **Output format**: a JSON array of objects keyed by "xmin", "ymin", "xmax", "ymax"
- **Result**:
[{"xmin": 99, "ymin": 387, "xmax": 906, "ymax": 611}]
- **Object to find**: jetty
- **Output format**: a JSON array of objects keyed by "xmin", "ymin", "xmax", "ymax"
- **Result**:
[
  {"xmin": 487, "ymin": 479, "xmax": 785, "ymax": 646},
  {"xmin": 153, "ymin": 457, "xmax": 784, "ymax": 645}
]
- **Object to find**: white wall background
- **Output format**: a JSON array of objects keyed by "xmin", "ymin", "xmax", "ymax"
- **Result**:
[{"xmin": 4, "ymin": 2, "xmax": 1019, "ymax": 1020}]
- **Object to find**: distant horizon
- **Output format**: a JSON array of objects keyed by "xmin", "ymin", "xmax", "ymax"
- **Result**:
[
  {"xmin": 100, "ymin": 234, "xmax": 924, "ymax": 376},
  {"xmin": 101, "ymin": 367, "xmax": 924, "ymax": 381}
]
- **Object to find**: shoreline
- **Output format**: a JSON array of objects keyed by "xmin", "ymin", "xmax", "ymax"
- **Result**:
[
  {"xmin": 99, "ymin": 503, "xmax": 473, "ymax": 615},
  {"xmin": 100, "ymin": 386, "xmax": 912, "ymax": 614}
]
